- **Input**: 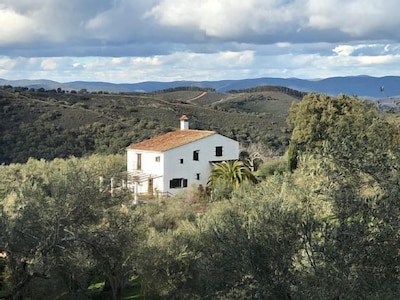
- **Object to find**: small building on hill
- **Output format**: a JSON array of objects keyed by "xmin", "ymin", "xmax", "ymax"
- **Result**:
[{"xmin": 126, "ymin": 115, "xmax": 239, "ymax": 196}]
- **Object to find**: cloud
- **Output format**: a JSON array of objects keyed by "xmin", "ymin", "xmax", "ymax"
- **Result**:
[
  {"xmin": 84, "ymin": 1, "xmax": 157, "ymax": 43},
  {"xmin": 0, "ymin": 0, "xmax": 110, "ymax": 49},
  {"xmin": 0, "ymin": 8, "xmax": 38, "ymax": 45},
  {"xmin": 332, "ymin": 44, "xmax": 400, "ymax": 58},
  {"xmin": 40, "ymin": 59, "xmax": 58, "ymax": 70},
  {"xmin": 1, "ymin": 1, "xmax": 400, "ymax": 82},
  {"xmin": 2, "ymin": 46, "xmax": 400, "ymax": 84},
  {"xmin": 147, "ymin": 0, "xmax": 400, "ymax": 44},
  {"xmin": 147, "ymin": 0, "xmax": 304, "ymax": 41},
  {"xmin": 333, "ymin": 45, "xmax": 363, "ymax": 56},
  {"xmin": 2, "ymin": 0, "xmax": 399, "ymax": 56},
  {"xmin": 306, "ymin": 0, "xmax": 400, "ymax": 38}
]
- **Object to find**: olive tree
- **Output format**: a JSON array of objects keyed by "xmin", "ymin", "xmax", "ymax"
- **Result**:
[
  {"xmin": 0, "ymin": 155, "xmax": 138, "ymax": 300},
  {"xmin": 286, "ymin": 93, "xmax": 400, "ymax": 298}
]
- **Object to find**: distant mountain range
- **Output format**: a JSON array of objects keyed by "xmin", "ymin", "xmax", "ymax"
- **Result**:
[{"xmin": 1, "ymin": 75, "xmax": 399, "ymax": 98}]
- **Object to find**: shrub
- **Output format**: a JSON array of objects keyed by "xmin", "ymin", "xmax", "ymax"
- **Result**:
[{"xmin": 256, "ymin": 158, "xmax": 286, "ymax": 178}]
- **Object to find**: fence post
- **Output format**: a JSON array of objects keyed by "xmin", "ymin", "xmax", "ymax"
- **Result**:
[
  {"xmin": 110, "ymin": 177, "xmax": 114, "ymax": 196},
  {"xmin": 133, "ymin": 182, "xmax": 138, "ymax": 205},
  {"xmin": 99, "ymin": 176, "xmax": 104, "ymax": 192}
]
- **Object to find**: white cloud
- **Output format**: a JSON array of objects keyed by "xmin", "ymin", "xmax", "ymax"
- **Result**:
[
  {"xmin": 131, "ymin": 56, "xmax": 163, "ymax": 67},
  {"xmin": 306, "ymin": 0, "xmax": 400, "ymax": 37},
  {"xmin": 1, "ymin": 46, "xmax": 399, "ymax": 84},
  {"xmin": 356, "ymin": 55, "xmax": 398, "ymax": 65},
  {"xmin": 333, "ymin": 45, "xmax": 364, "ymax": 56},
  {"xmin": 147, "ymin": 0, "xmax": 303, "ymax": 39},
  {"xmin": 2, "ymin": 0, "xmax": 400, "ymax": 50},
  {"xmin": 0, "ymin": 9, "xmax": 38, "ymax": 45},
  {"xmin": 0, "ymin": 57, "xmax": 17, "ymax": 78},
  {"xmin": 2, "ymin": 1, "xmax": 400, "ymax": 82},
  {"xmin": 41, "ymin": 58, "xmax": 62, "ymax": 70}
]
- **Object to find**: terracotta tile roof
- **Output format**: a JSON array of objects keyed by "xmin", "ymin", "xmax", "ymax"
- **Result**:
[{"xmin": 127, "ymin": 129, "xmax": 216, "ymax": 152}]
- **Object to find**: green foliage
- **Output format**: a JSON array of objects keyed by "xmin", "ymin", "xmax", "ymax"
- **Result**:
[
  {"xmin": 153, "ymin": 86, "xmax": 216, "ymax": 93},
  {"xmin": 0, "ymin": 154, "xmax": 138, "ymax": 299},
  {"xmin": 0, "ymin": 86, "xmax": 295, "ymax": 164},
  {"xmin": 86, "ymin": 207, "xmax": 144, "ymax": 300},
  {"xmin": 207, "ymin": 160, "xmax": 257, "ymax": 193},
  {"xmin": 206, "ymin": 179, "xmax": 234, "ymax": 202},
  {"xmin": 286, "ymin": 141, "xmax": 297, "ymax": 172},
  {"xmin": 1, "ymin": 90, "xmax": 399, "ymax": 299},
  {"xmin": 193, "ymin": 184, "xmax": 301, "ymax": 299},
  {"xmin": 287, "ymin": 155, "xmax": 400, "ymax": 299},
  {"xmin": 256, "ymin": 158, "xmax": 286, "ymax": 178},
  {"xmin": 285, "ymin": 93, "xmax": 400, "ymax": 298},
  {"xmin": 287, "ymin": 93, "xmax": 399, "ymax": 176},
  {"xmin": 137, "ymin": 179, "xmax": 302, "ymax": 299},
  {"xmin": 240, "ymin": 142, "xmax": 278, "ymax": 172},
  {"xmin": 136, "ymin": 93, "xmax": 400, "ymax": 299},
  {"xmin": 226, "ymin": 85, "xmax": 306, "ymax": 99},
  {"xmin": 141, "ymin": 198, "xmax": 197, "ymax": 232}
]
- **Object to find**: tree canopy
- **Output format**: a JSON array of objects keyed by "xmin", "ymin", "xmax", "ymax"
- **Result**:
[
  {"xmin": 287, "ymin": 93, "xmax": 399, "ymax": 178},
  {"xmin": 0, "ymin": 155, "xmax": 141, "ymax": 300}
]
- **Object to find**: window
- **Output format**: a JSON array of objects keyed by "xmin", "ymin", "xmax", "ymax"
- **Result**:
[
  {"xmin": 193, "ymin": 150, "xmax": 199, "ymax": 161},
  {"xmin": 136, "ymin": 153, "xmax": 142, "ymax": 170},
  {"xmin": 180, "ymin": 158, "xmax": 184, "ymax": 164},
  {"xmin": 216, "ymin": 146, "xmax": 223, "ymax": 157},
  {"xmin": 169, "ymin": 178, "xmax": 188, "ymax": 189},
  {"xmin": 196, "ymin": 173, "xmax": 200, "ymax": 180},
  {"xmin": 155, "ymin": 156, "xmax": 161, "ymax": 162}
]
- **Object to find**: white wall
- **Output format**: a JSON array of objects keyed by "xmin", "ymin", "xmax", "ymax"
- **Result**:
[
  {"xmin": 163, "ymin": 134, "xmax": 239, "ymax": 195},
  {"xmin": 126, "ymin": 149, "xmax": 164, "ymax": 194}
]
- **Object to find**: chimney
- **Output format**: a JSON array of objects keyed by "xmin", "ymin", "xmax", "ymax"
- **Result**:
[{"xmin": 180, "ymin": 114, "xmax": 189, "ymax": 130}]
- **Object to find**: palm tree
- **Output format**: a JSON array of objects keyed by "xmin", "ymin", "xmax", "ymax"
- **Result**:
[{"xmin": 207, "ymin": 160, "xmax": 258, "ymax": 189}]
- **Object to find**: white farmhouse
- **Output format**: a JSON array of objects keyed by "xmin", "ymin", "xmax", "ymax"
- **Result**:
[{"xmin": 126, "ymin": 115, "xmax": 239, "ymax": 196}]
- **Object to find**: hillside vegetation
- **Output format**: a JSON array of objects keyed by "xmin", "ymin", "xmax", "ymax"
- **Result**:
[
  {"xmin": 0, "ymin": 85, "xmax": 301, "ymax": 164},
  {"xmin": 1, "ymin": 93, "xmax": 400, "ymax": 299}
]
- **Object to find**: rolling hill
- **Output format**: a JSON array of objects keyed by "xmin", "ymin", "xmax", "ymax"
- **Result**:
[
  {"xmin": 0, "ymin": 85, "xmax": 301, "ymax": 164},
  {"xmin": 1, "ymin": 75, "xmax": 399, "ymax": 98}
]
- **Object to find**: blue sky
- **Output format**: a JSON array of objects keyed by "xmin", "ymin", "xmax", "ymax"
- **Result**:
[{"xmin": 1, "ymin": 0, "xmax": 400, "ymax": 83}]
